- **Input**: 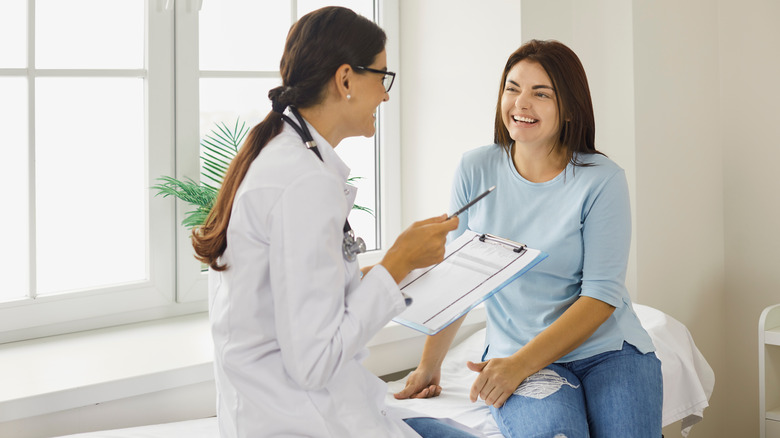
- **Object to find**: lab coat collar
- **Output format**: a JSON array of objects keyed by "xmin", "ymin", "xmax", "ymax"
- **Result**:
[
  {"xmin": 282, "ymin": 115, "xmax": 358, "ymax": 212},
  {"xmin": 284, "ymin": 115, "xmax": 352, "ymax": 183}
]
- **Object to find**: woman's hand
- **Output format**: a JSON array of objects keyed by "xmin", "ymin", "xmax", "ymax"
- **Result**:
[
  {"xmin": 467, "ymin": 357, "xmax": 530, "ymax": 408},
  {"xmin": 381, "ymin": 214, "xmax": 459, "ymax": 284},
  {"xmin": 394, "ymin": 316, "xmax": 466, "ymax": 401},
  {"xmin": 467, "ymin": 297, "xmax": 616, "ymax": 409},
  {"xmin": 393, "ymin": 366, "xmax": 442, "ymax": 400}
]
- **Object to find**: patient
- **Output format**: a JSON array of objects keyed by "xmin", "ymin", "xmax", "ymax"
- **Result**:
[{"xmin": 395, "ymin": 39, "xmax": 663, "ymax": 438}]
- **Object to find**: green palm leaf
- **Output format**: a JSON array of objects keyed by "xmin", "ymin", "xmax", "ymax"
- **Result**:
[
  {"xmin": 153, "ymin": 118, "xmax": 374, "ymax": 228},
  {"xmin": 151, "ymin": 176, "xmax": 218, "ymax": 229},
  {"xmin": 347, "ymin": 176, "xmax": 374, "ymax": 217},
  {"xmin": 200, "ymin": 120, "xmax": 248, "ymax": 186}
]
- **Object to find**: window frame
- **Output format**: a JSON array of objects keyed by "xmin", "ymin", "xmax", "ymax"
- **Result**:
[
  {"xmin": 0, "ymin": 0, "xmax": 401, "ymax": 343},
  {"xmin": 0, "ymin": 1, "xmax": 180, "ymax": 343}
]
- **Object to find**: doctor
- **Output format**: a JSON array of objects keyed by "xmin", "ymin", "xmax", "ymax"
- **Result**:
[{"xmin": 191, "ymin": 6, "xmax": 473, "ymax": 438}]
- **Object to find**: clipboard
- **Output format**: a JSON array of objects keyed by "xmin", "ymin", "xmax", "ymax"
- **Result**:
[{"xmin": 392, "ymin": 230, "xmax": 547, "ymax": 335}]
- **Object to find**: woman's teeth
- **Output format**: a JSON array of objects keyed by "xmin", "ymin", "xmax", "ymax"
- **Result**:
[{"xmin": 513, "ymin": 115, "xmax": 537, "ymax": 123}]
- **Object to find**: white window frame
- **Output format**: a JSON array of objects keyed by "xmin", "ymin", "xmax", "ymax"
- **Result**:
[
  {"xmin": 0, "ymin": 0, "xmax": 401, "ymax": 342},
  {"xmin": 0, "ymin": 1, "xmax": 185, "ymax": 343}
]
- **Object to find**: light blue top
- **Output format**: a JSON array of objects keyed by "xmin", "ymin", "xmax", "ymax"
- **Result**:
[{"xmin": 450, "ymin": 144, "xmax": 654, "ymax": 362}]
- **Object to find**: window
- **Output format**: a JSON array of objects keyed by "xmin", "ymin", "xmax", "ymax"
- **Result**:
[{"xmin": 0, "ymin": 0, "xmax": 399, "ymax": 342}]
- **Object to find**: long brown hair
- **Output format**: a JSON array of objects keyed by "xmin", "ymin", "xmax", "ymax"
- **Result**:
[
  {"xmin": 494, "ymin": 39, "xmax": 601, "ymax": 165},
  {"xmin": 192, "ymin": 7, "xmax": 386, "ymax": 271}
]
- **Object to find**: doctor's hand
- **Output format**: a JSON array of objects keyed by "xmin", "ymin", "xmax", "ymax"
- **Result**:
[
  {"xmin": 467, "ymin": 357, "xmax": 529, "ymax": 409},
  {"xmin": 380, "ymin": 214, "xmax": 458, "ymax": 284},
  {"xmin": 393, "ymin": 366, "xmax": 442, "ymax": 400}
]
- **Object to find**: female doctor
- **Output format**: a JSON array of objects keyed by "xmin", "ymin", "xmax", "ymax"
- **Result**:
[{"xmin": 191, "ymin": 6, "xmax": 472, "ymax": 438}]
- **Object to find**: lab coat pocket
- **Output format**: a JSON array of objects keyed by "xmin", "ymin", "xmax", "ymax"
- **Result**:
[{"xmin": 326, "ymin": 364, "xmax": 389, "ymax": 436}]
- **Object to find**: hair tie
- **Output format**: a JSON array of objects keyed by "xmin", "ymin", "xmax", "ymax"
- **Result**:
[{"xmin": 269, "ymin": 86, "xmax": 292, "ymax": 114}]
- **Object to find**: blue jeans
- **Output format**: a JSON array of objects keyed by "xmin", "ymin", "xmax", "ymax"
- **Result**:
[
  {"xmin": 404, "ymin": 417, "xmax": 479, "ymax": 437},
  {"xmin": 488, "ymin": 342, "xmax": 662, "ymax": 438}
]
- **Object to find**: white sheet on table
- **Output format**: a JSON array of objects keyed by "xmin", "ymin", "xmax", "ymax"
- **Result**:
[
  {"xmin": 385, "ymin": 304, "xmax": 714, "ymax": 438},
  {"xmin": 634, "ymin": 304, "xmax": 715, "ymax": 437},
  {"xmin": 384, "ymin": 328, "xmax": 503, "ymax": 437}
]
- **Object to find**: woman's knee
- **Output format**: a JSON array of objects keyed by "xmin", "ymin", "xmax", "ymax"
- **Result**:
[
  {"xmin": 580, "ymin": 346, "xmax": 663, "ymax": 437},
  {"xmin": 490, "ymin": 367, "xmax": 588, "ymax": 438}
]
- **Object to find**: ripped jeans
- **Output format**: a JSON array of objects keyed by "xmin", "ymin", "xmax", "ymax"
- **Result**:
[{"xmin": 488, "ymin": 342, "xmax": 662, "ymax": 438}]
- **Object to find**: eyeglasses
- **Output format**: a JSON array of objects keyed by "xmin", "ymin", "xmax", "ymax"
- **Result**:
[{"xmin": 355, "ymin": 65, "xmax": 396, "ymax": 93}]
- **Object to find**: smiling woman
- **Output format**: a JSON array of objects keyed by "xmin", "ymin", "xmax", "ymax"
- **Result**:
[
  {"xmin": 395, "ymin": 39, "xmax": 663, "ymax": 438},
  {"xmin": 494, "ymin": 41, "xmax": 598, "ymax": 179},
  {"xmin": 501, "ymin": 60, "xmax": 562, "ymax": 178}
]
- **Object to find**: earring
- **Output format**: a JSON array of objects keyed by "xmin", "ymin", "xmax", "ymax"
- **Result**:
[{"xmin": 346, "ymin": 94, "xmax": 351, "ymax": 100}]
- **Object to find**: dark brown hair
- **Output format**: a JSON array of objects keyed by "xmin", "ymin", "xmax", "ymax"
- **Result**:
[
  {"xmin": 494, "ymin": 39, "xmax": 601, "ymax": 165},
  {"xmin": 192, "ymin": 7, "xmax": 386, "ymax": 271}
]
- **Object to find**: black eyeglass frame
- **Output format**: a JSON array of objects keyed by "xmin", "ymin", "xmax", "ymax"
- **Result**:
[{"xmin": 354, "ymin": 65, "xmax": 396, "ymax": 92}]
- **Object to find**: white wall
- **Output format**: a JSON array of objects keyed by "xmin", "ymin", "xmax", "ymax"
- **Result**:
[
  {"xmin": 631, "ymin": 2, "xmax": 727, "ymax": 436},
  {"xmin": 399, "ymin": 0, "xmax": 780, "ymax": 436},
  {"xmin": 398, "ymin": 1, "xmax": 522, "ymax": 222},
  {"xmin": 720, "ymin": 1, "xmax": 780, "ymax": 437}
]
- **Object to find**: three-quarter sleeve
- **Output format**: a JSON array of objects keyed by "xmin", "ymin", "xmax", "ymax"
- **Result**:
[{"xmin": 579, "ymin": 169, "xmax": 632, "ymax": 308}]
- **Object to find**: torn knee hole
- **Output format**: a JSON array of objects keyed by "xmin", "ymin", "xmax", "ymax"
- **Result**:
[{"xmin": 512, "ymin": 369, "xmax": 579, "ymax": 400}]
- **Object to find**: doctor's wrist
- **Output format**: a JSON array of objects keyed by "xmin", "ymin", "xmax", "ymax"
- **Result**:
[
  {"xmin": 378, "ymin": 263, "xmax": 410, "ymax": 285},
  {"xmin": 378, "ymin": 251, "xmax": 411, "ymax": 284}
]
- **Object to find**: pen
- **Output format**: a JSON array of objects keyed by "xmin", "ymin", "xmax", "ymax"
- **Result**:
[{"xmin": 448, "ymin": 185, "xmax": 496, "ymax": 219}]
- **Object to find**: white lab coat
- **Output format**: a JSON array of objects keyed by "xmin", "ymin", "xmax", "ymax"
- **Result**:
[{"xmin": 208, "ymin": 120, "xmax": 421, "ymax": 438}]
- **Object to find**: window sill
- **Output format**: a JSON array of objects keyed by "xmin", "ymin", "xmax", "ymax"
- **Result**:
[
  {"xmin": 0, "ymin": 306, "xmax": 486, "ymax": 423},
  {"xmin": 0, "ymin": 313, "xmax": 214, "ymax": 423}
]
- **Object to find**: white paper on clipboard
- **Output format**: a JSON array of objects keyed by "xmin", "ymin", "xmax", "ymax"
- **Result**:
[{"xmin": 393, "ymin": 229, "xmax": 547, "ymax": 335}]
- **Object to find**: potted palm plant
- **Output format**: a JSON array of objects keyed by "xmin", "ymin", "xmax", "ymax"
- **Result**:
[{"xmin": 153, "ymin": 119, "xmax": 372, "ymax": 228}]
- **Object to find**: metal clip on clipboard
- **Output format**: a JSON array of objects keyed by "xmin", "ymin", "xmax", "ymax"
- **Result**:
[{"xmin": 478, "ymin": 233, "xmax": 527, "ymax": 254}]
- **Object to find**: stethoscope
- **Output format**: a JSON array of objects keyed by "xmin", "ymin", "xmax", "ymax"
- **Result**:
[{"xmin": 279, "ymin": 107, "xmax": 367, "ymax": 262}]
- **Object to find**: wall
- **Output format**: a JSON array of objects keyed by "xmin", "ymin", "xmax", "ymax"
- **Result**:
[
  {"xmin": 631, "ymin": 1, "xmax": 727, "ymax": 436},
  {"xmin": 398, "ymin": 0, "xmax": 522, "ymax": 222},
  {"xmin": 720, "ymin": 1, "xmax": 780, "ymax": 437}
]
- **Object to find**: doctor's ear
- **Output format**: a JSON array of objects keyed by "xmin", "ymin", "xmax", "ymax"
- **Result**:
[{"xmin": 334, "ymin": 64, "xmax": 353, "ymax": 100}]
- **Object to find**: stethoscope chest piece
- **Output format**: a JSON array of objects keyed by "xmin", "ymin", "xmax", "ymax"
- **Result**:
[{"xmin": 342, "ymin": 229, "xmax": 366, "ymax": 262}]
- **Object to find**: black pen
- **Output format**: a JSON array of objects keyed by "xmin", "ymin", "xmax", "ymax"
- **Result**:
[{"xmin": 448, "ymin": 185, "xmax": 496, "ymax": 219}]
